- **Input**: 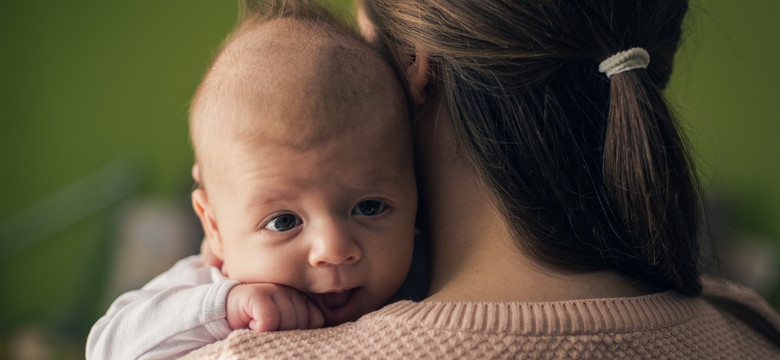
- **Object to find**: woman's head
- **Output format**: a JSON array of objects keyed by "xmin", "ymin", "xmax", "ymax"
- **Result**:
[{"xmin": 361, "ymin": 0, "xmax": 702, "ymax": 294}]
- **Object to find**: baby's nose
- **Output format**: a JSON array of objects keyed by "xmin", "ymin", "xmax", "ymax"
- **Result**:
[{"xmin": 308, "ymin": 221, "xmax": 361, "ymax": 267}]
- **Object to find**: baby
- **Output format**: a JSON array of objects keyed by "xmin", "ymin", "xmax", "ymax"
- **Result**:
[{"xmin": 86, "ymin": 2, "xmax": 417, "ymax": 359}]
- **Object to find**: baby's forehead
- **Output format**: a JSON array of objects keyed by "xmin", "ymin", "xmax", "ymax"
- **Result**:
[{"xmin": 191, "ymin": 17, "xmax": 409, "ymax": 183}]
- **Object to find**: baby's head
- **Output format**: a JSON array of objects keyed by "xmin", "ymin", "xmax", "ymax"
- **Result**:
[{"xmin": 189, "ymin": 2, "xmax": 416, "ymax": 324}]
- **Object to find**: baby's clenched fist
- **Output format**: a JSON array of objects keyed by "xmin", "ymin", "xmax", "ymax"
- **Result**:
[{"xmin": 226, "ymin": 283, "xmax": 325, "ymax": 332}]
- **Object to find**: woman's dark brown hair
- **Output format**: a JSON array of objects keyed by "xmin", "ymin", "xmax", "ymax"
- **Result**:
[{"xmin": 362, "ymin": 0, "xmax": 702, "ymax": 294}]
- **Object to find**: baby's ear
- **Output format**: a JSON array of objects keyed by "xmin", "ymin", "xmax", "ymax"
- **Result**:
[
  {"xmin": 191, "ymin": 189, "xmax": 224, "ymax": 261},
  {"xmin": 192, "ymin": 163, "xmax": 202, "ymax": 184}
]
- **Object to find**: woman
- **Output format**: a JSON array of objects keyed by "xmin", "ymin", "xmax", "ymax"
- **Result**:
[{"xmin": 187, "ymin": 0, "xmax": 780, "ymax": 358}]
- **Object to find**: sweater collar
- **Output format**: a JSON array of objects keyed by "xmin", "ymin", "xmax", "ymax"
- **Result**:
[{"xmin": 365, "ymin": 291, "xmax": 698, "ymax": 335}]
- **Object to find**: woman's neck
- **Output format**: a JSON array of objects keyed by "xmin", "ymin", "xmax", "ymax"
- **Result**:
[{"xmin": 414, "ymin": 101, "xmax": 649, "ymax": 303}]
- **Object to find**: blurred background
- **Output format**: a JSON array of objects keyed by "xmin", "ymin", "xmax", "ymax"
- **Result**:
[{"xmin": 0, "ymin": 0, "xmax": 778, "ymax": 358}]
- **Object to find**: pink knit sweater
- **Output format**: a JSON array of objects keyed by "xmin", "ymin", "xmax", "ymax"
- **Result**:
[{"xmin": 183, "ymin": 279, "xmax": 780, "ymax": 359}]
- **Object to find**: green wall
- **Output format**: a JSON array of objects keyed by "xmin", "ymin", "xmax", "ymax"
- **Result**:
[
  {"xmin": 0, "ymin": 0, "xmax": 777, "ymax": 357},
  {"xmin": 672, "ymin": 1, "xmax": 780, "ymax": 233},
  {"xmin": 0, "ymin": 2, "xmax": 239, "ymax": 357}
]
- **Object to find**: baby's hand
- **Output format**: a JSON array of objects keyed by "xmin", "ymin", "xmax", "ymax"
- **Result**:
[{"xmin": 226, "ymin": 283, "xmax": 324, "ymax": 332}]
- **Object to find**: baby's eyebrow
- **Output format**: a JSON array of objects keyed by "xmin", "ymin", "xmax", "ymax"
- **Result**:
[{"xmin": 246, "ymin": 191, "xmax": 300, "ymax": 210}]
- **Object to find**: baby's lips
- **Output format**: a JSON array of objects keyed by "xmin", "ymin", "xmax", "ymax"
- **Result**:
[
  {"xmin": 308, "ymin": 287, "xmax": 360, "ymax": 325},
  {"xmin": 320, "ymin": 289, "xmax": 353, "ymax": 308}
]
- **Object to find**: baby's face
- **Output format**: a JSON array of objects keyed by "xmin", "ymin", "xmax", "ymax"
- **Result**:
[
  {"xmin": 190, "ymin": 17, "xmax": 415, "ymax": 324},
  {"xmin": 206, "ymin": 124, "xmax": 416, "ymax": 325}
]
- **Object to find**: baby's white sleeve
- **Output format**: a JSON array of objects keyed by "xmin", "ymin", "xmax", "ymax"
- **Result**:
[{"xmin": 86, "ymin": 255, "xmax": 240, "ymax": 360}]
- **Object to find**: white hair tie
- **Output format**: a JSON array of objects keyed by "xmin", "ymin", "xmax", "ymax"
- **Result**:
[{"xmin": 598, "ymin": 47, "xmax": 650, "ymax": 78}]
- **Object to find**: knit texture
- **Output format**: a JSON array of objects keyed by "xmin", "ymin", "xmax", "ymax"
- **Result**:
[{"xmin": 183, "ymin": 278, "xmax": 780, "ymax": 359}]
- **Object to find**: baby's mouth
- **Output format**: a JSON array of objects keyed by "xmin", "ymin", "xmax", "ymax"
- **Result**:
[{"xmin": 308, "ymin": 287, "xmax": 360, "ymax": 326}]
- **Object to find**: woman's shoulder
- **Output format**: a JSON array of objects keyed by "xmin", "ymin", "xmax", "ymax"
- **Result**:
[
  {"xmin": 182, "ymin": 293, "xmax": 780, "ymax": 359},
  {"xmin": 699, "ymin": 277, "xmax": 780, "ymax": 344}
]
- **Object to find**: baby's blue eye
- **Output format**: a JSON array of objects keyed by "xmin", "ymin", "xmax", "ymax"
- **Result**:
[
  {"xmin": 264, "ymin": 214, "xmax": 301, "ymax": 232},
  {"xmin": 352, "ymin": 200, "xmax": 386, "ymax": 216}
]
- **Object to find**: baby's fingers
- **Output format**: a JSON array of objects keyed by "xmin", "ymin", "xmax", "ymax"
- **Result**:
[
  {"xmin": 247, "ymin": 297, "xmax": 281, "ymax": 332},
  {"xmin": 289, "ymin": 293, "xmax": 312, "ymax": 330},
  {"xmin": 306, "ymin": 299, "xmax": 325, "ymax": 329},
  {"xmin": 273, "ymin": 292, "xmax": 300, "ymax": 331}
]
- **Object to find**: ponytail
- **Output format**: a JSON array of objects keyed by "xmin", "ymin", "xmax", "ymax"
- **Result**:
[{"xmin": 603, "ymin": 63, "xmax": 701, "ymax": 294}]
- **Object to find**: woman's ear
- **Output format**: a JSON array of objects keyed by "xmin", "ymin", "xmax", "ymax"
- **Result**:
[
  {"xmin": 192, "ymin": 189, "xmax": 225, "ymax": 261},
  {"xmin": 406, "ymin": 49, "xmax": 432, "ymax": 105}
]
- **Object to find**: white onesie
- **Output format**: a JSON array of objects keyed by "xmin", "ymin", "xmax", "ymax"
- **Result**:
[{"xmin": 86, "ymin": 255, "xmax": 239, "ymax": 360}]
